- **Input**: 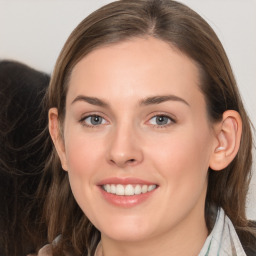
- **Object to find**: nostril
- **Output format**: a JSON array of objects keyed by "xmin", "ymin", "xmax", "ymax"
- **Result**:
[
  {"xmin": 126, "ymin": 159, "xmax": 136, "ymax": 165},
  {"xmin": 109, "ymin": 158, "xmax": 136, "ymax": 167}
]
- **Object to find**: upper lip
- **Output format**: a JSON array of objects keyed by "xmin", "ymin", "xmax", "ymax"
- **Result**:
[{"xmin": 97, "ymin": 177, "xmax": 157, "ymax": 186}]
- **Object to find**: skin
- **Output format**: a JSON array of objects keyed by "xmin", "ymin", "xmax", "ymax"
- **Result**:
[{"xmin": 49, "ymin": 37, "xmax": 242, "ymax": 256}]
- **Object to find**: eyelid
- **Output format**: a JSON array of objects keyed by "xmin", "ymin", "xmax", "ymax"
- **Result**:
[
  {"xmin": 79, "ymin": 112, "xmax": 110, "ymax": 127},
  {"xmin": 146, "ymin": 112, "xmax": 177, "ymax": 127}
]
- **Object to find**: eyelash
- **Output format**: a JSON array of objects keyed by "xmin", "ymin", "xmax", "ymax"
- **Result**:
[
  {"xmin": 147, "ymin": 114, "xmax": 176, "ymax": 128},
  {"xmin": 79, "ymin": 114, "xmax": 108, "ymax": 128},
  {"xmin": 79, "ymin": 114, "xmax": 176, "ymax": 128}
]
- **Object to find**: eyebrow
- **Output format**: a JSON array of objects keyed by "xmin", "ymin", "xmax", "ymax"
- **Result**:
[
  {"xmin": 139, "ymin": 95, "xmax": 190, "ymax": 106},
  {"xmin": 71, "ymin": 94, "xmax": 190, "ymax": 108},
  {"xmin": 71, "ymin": 95, "xmax": 109, "ymax": 107}
]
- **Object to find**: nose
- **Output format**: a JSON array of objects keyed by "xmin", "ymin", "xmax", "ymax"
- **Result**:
[{"xmin": 106, "ymin": 124, "xmax": 143, "ymax": 168}]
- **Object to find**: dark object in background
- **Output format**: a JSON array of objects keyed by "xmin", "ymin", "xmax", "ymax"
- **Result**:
[{"xmin": 0, "ymin": 60, "xmax": 50, "ymax": 256}]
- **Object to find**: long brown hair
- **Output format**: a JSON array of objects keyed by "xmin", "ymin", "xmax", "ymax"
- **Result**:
[{"xmin": 39, "ymin": 0, "xmax": 255, "ymax": 255}]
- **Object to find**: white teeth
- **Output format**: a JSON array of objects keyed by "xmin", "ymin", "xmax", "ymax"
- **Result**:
[
  {"xmin": 105, "ymin": 184, "xmax": 111, "ymax": 193},
  {"xmin": 148, "ymin": 184, "xmax": 156, "ymax": 192},
  {"xmin": 125, "ymin": 184, "xmax": 134, "ymax": 195},
  {"xmin": 110, "ymin": 184, "xmax": 116, "ymax": 194},
  {"xmin": 134, "ymin": 184, "xmax": 142, "ymax": 195},
  {"xmin": 102, "ymin": 184, "xmax": 157, "ymax": 196},
  {"xmin": 116, "ymin": 184, "xmax": 125, "ymax": 195},
  {"xmin": 141, "ymin": 185, "xmax": 148, "ymax": 193}
]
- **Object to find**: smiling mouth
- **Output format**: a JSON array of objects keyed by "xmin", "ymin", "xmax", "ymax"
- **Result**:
[{"xmin": 102, "ymin": 184, "xmax": 157, "ymax": 196}]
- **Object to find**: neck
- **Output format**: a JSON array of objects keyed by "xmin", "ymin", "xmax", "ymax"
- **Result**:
[{"xmin": 100, "ymin": 207, "xmax": 208, "ymax": 256}]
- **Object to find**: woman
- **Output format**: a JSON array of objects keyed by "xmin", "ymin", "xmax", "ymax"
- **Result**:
[
  {"xmin": 0, "ymin": 60, "xmax": 50, "ymax": 256},
  {"xmin": 38, "ymin": 0, "xmax": 256, "ymax": 255}
]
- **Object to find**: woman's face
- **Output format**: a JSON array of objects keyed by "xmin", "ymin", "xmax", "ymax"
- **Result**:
[{"xmin": 56, "ymin": 37, "xmax": 218, "ymax": 243}]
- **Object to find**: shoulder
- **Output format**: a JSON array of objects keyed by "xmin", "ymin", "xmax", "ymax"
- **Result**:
[
  {"xmin": 37, "ymin": 235, "xmax": 62, "ymax": 256},
  {"xmin": 37, "ymin": 244, "xmax": 52, "ymax": 256}
]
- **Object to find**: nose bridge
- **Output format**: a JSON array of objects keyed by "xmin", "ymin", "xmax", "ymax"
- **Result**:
[{"xmin": 107, "ymin": 119, "xmax": 143, "ymax": 167}]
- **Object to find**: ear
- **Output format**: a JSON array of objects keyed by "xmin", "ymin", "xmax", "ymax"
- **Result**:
[
  {"xmin": 48, "ymin": 108, "xmax": 68, "ymax": 171},
  {"xmin": 209, "ymin": 110, "xmax": 242, "ymax": 171}
]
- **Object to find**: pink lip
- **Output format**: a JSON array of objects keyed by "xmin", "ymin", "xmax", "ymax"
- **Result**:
[
  {"xmin": 99, "ymin": 188, "xmax": 157, "ymax": 208},
  {"xmin": 97, "ymin": 177, "xmax": 158, "ymax": 208}
]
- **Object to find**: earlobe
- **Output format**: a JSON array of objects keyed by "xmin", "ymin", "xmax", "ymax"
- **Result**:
[
  {"xmin": 48, "ymin": 108, "xmax": 68, "ymax": 171},
  {"xmin": 210, "ymin": 110, "xmax": 242, "ymax": 171}
]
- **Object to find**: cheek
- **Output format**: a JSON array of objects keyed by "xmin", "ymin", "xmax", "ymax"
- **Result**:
[
  {"xmin": 147, "ymin": 125, "xmax": 213, "ymax": 187},
  {"xmin": 63, "ymin": 132, "xmax": 105, "ymax": 202},
  {"xmin": 64, "ymin": 131, "xmax": 104, "ymax": 175},
  {"xmin": 63, "ymin": 134, "xmax": 106, "ymax": 220}
]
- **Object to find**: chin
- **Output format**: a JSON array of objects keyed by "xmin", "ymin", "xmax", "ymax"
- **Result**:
[
  {"xmin": 103, "ymin": 229, "xmax": 152, "ymax": 242},
  {"xmin": 97, "ymin": 215, "xmax": 154, "ymax": 242}
]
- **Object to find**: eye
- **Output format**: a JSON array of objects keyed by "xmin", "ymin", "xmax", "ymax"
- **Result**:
[
  {"xmin": 81, "ymin": 115, "xmax": 107, "ymax": 127},
  {"xmin": 148, "ymin": 115, "xmax": 173, "ymax": 126}
]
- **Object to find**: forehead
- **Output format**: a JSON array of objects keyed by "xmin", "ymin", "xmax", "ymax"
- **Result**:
[{"xmin": 67, "ymin": 37, "xmax": 203, "ymax": 106}]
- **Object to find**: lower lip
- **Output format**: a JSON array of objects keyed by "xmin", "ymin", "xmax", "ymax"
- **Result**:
[{"xmin": 99, "ymin": 187, "xmax": 157, "ymax": 208}]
